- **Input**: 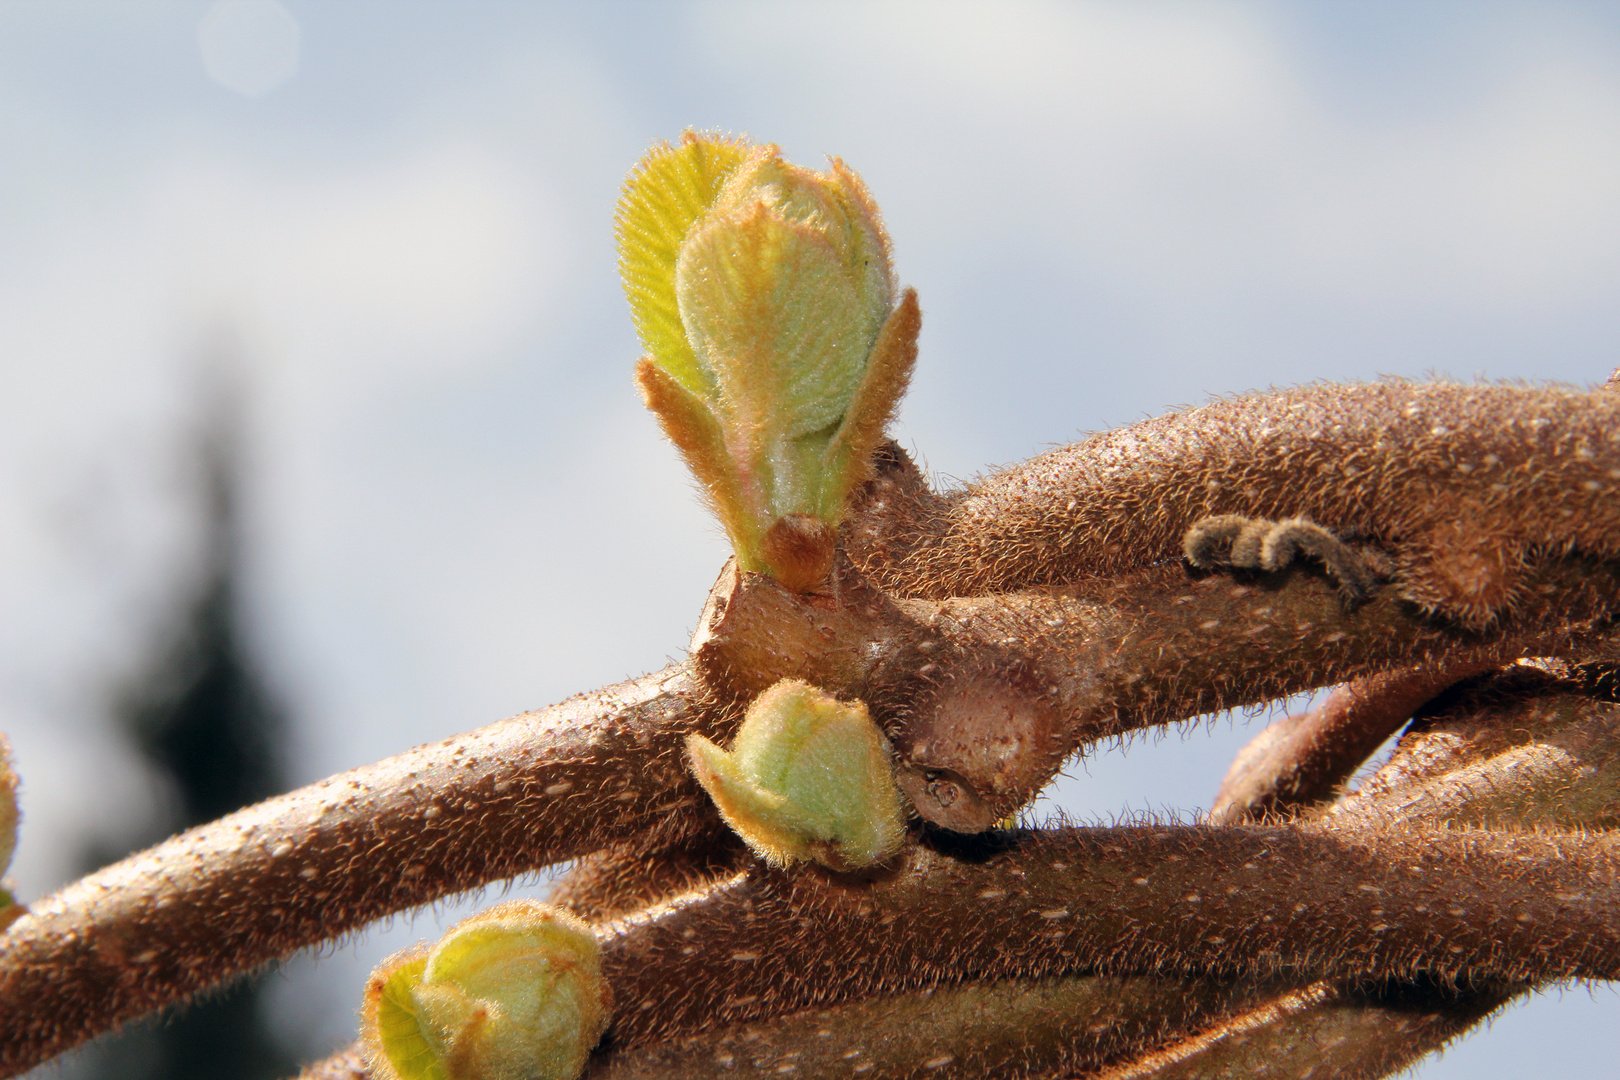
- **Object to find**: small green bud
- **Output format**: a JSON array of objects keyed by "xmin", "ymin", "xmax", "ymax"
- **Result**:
[
  {"xmin": 362, "ymin": 901, "xmax": 611, "ymax": 1080},
  {"xmin": 0, "ymin": 736, "xmax": 17, "ymax": 921},
  {"xmin": 617, "ymin": 133, "xmax": 921, "ymax": 593},
  {"xmin": 0, "ymin": 736, "xmax": 16, "ymax": 876},
  {"xmin": 686, "ymin": 679, "xmax": 907, "ymax": 871}
]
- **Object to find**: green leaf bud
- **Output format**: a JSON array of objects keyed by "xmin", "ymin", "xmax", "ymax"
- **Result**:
[
  {"xmin": 0, "ymin": 736, "xmax": 17, "ymax": 922},
  {"xmin": 686, "ymin": 678, "xmax": 907, "ymax": 871},
  {"xmin": 0, "ymin": 736, "xmax": 16, "ymax": 878},
  {"xmin": 618, "ymin": 133, "xmax": 920, "ymax": 592},
  {"xmin": 362, "ymin": 900, "xmax": 611, "ymax": 1080}
]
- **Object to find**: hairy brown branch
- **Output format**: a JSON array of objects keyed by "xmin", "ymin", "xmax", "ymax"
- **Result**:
[
  {"xmin": 696, "ymin": 551, "xmax": 1620, "ymax": 829},
  {"xmin": 0, "ymin": 665, "xmax": 731, "ymax": 1077},
  {"xmin": 582, "ymin": 974, "xmax": 1293, "ymax": 1079},
  {"xmin": 547, "ymin": 828, "xmax": 750, "ymax": 923},
  {"xmin": 16, "ymin": 556, "xmax": 1619, "ymax": 1071},
  {"xmin": 590, "ymin": 823, "xmax": 1620, "ymax": 1046},
  {"xmin": 565, "ymin": 669, "xmax": 1617, "ymax": 1080},
  {"xmin": 27, "ymin": 556, "xmax": 1611, "ymax": 1070},
  {"xmin": 848, "ymin": 382, "xmax": 1620, "ymax": 627},
  {"xmin": 1208, "ymin": 658, "xmax": 1503, "ymax": 824},
  {"xmin": 22, "ymin": 380, "xmax": 1620, "ymax": 1077},
  {"xmin": 298, "ymin": 974, "xmax": 1314, "ymax": 1080}
]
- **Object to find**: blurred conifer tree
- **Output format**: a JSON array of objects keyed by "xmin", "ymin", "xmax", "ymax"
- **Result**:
[{"xmin": 74, "ymin": 371, "xmax": 298, "ymax": 1080}]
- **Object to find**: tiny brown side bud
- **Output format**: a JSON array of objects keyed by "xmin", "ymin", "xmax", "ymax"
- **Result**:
[{"xmin": 761, "ymin": 514, "xmax": 837, "ymax": 594}]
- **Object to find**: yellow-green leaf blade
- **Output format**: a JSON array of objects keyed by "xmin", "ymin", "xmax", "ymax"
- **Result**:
[{"xmin": 615, "ymin": 132, "xmax": 748, "ymax": 396}]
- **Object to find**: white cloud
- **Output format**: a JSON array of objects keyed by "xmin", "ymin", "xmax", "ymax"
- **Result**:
[
  {"xmin": 159, "ymin": 144, "xmax": 560, "ymax": 369},
  {"xmin": 698, "ymin": 1, "xmax": 1620, "ymax": 311}
]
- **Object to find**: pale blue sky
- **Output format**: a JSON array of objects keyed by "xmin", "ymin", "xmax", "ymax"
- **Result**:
[{"xmin": 4, "ymin": 2, "xmax": 1619, "ymax": 1072}]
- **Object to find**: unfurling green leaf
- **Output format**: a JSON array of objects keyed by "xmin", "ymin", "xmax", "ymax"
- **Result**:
[
  {"xmin": 362, "ymin": 900, "xmax": 611, "ymax": 1080},
  {"xmin": 618, "ymin": 132, "xmax": 919, "ymax": 592},
  {"xmin": 615, "ymin": 131, "xmax": 749, "ymax": 398},
  {"xmin": 686, "ymin": 678, "xmax": 907, "ymax": 870}
]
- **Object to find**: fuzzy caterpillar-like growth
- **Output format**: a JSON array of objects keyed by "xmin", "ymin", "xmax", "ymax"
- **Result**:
[
  {"xmin": 1181, "ymin": 513, "xmax": 1392, "ymax": 607},
  {"xmin": 848, "ymin": 381, "xmax": 1620, "ymax": 628}
]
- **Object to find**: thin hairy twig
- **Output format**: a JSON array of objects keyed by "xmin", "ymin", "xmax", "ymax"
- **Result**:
[
  {"xmin": 848, "ymin": 382, "xmax": 1620, "ymax": 627},
  {"xmin": 1326, "ymin": 668, "xmax": 1620, "ymax": 832},
  {"xmin": 304, "ymin": 842, "xmax": 1309, "ymax": 1079},
  {"xmin": 0, "ymin": 665, "xmax": 731, "ymax": 1077},
  {"xmin": 1084, "ymin": 976, "xmax": 1521, "ymax": 1080},
  {"xmin": 1207, "ymin": 658, "xmax": 1503, "ymax": 824}
]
